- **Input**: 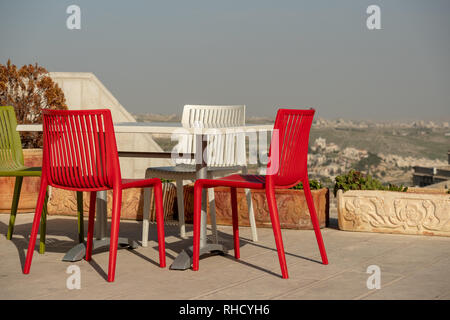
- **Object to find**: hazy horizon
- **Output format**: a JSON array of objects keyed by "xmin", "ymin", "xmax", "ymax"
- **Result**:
[
  {"xmin": 132, "ymin": 110, "xmax": 450, "ymax": 124},
  {"xmin": 1, "ymin": 0, "xmax": 449, "ymax": 121}
]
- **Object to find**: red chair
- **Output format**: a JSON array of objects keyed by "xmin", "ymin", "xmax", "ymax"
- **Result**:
[
  {"xmin": 192, "ymin": 108, "xmax": 328, "ymax": 278},
  {"xmin": 23, "ymin": 109, "xmax": 166, "ymax": 282}
]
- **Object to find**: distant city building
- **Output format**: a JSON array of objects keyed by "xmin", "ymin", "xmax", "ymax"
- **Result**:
[{"xmin": 412, "ymin": 151, "xmax": 450, "ymax": 187}]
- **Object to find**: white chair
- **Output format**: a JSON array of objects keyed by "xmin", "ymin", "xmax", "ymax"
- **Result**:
[{"xmin": 141, "ymin": 105, "xmax": 258, "ymax": 246}]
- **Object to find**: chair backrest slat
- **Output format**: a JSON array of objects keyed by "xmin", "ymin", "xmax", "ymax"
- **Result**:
[
  {"xmin": 178, "ymin": 105, "xmax": 246, "ymax": 167},
  {"xmin": 43, "ymin": 109, "xmax": 120, "ymax": 190},
  {"xmin": 267, "ymin": 108, "xmax": 315, "ymax": 187},
  {"xmin": 0, "ymin": 106, "xmax": 25, "ymax": 171}
]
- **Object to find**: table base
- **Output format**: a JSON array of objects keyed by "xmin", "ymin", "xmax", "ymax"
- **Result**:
[
  {"xmin": 62, "ymin": 238, "xmax": 139, "ymax": 262},
  {"xmin": 170, "ymin": 243, "xmax": 228, "ymax": 270}
]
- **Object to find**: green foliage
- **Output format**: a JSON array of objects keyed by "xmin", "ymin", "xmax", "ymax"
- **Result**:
[
  {"xmin": 291, "ymin": 179, "xmax": 324, "ymax": 190},
  {"xmin": 333, "ymin": 169, "xmax": 408, "ymax": 196}
]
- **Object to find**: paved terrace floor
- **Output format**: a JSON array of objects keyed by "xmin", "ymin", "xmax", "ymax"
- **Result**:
[{"xmin": 1, "ymin": 212, "xmax": 449, "ymax": 300}]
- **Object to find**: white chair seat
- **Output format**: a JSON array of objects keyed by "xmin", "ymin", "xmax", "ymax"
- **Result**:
[{"xmin": 146, "ymin": 164, "xmax": 245, "ymax": 176}]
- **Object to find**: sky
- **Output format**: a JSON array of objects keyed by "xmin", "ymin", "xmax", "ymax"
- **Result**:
[{"xmin": 0, "ymin": 0, "xmax": 449, "ymax": 120}]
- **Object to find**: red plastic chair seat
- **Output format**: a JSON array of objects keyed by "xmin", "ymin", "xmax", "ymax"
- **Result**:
[
  {"xmin": 198, "ymin": 174, "xmax": 266, "ymax": 189},
  {"xmin": 121, "ymin": 177, "xmax": 164, "ymax": 189}
]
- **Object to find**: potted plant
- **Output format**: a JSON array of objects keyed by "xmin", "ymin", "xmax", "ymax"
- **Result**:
[
  {"xmin": 0, "ymin": 60, "xmax": 67, "ymax": 213},
  {"xmin": 183, "ymin": 179, "xmax": 329, "ymax": 230},
  {"xmin": 336, "ymin": 170, "xmax": 450, "ymax": 237}
]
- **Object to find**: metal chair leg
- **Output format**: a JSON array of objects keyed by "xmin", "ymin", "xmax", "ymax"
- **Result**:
[{"xmin": 76, "ymin": 191, "xmax": 84, "ymax": 244}]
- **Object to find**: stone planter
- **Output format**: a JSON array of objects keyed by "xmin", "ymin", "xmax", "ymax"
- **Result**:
[
  {"xmin": 47, "ymin": 182, "xmax": 177, "ymax": 221},
  {"xmin": 183, "ymin": 185, "xmax": 329, "ymax": 229},
  {"xmin": 0, "ymin": 149, "xmax": 42, "ymax": 214},
  {"xmin": 337, "ymin": 189, "xmax": 450, "ymax": 237}
]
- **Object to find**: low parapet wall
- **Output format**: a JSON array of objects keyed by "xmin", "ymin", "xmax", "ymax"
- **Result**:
[{"xmin": 50, "ymin": 72, "xmax": 171, "ymax": 178}]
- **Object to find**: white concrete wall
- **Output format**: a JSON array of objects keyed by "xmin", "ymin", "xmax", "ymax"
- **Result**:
[{"xmin": 49, "ymin": 72, "xmax": 170, "ymax": 178}]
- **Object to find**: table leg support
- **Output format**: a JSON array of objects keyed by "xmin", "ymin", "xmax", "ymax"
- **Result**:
[
  {"xmin": 170, "ymin": 244, "xmax": 228, "ymax": 270},
  {"xmin": 62, "ymin": 238, "xmax": 138, "ymax": 262},
  {"xmin": 62, "ymin": 191, "xmax": 138, "ymax": 262},
  {"xmin": 170, "ymin": 132, "xmax": 227, "ymax": 270}
]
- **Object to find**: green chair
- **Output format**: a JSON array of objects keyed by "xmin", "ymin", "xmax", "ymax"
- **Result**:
[{"xmin": 0, "ymin": 106, "xmax": 84, "ymax": 254}]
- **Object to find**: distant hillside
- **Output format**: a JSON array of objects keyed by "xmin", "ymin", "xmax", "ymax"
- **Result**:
[
  {"xmin": 133, "ymin": 113, "xmax": 449, "ymax": 186},
  {"xmin": 309, "ymin": 127, "xmax": 449, "ymax": 161}
]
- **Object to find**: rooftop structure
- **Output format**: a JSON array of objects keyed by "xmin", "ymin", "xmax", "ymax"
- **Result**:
[{"xmin": 412, "ymin": 151, "xmax": 450, "ymax": 187}]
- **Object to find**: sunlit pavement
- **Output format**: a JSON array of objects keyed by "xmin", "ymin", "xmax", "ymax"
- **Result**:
[{"xmin": 1, "ymin": 212, "xmax": 449, "ymax": 300}]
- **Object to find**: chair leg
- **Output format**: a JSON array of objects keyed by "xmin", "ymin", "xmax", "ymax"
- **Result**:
[
  {"xmin": 175, "ymin": 178, "xmax": 186, "ymax": 239},
  {"xmin": 245, "ymin": 188, "xmax": 258, "ymax": 242},
  {"xmin": 230, "ymin": 187, "xmax": 240, "ymax": 259},
  {"xmin": 303, "ymin": 179, "xmax": 328, "ymax": 265},
  {"xmin": 7, "ymin": 176, "xmax": 23, "ymax": 240},
  {"xmin": 85, "ymin": 191, "xmax": 97, "ymax": 261},
  {"xmin": 192, "ymin": 183, "xmax": 203, "ymax": 271},
  {"xmin": 242, "ymin": 167, "xmax": 258, "ymax": 242},
  {"xmin": 107, "ymin": 187, "xmax": 122, "ymax": 282},
  {"xmin": 207, "ymin": 187, "xmax": 218, "ymax": 244},
  {"xmin": 265, "ymin": 185, "xmax": 289, "ymax": 279},
  {"xmin": 38, "ymin": 190, "xmax": 49, "ymax": 254},
  {"xmin": 23, "ymin": 178, "xmax": 48, "ymax": 274},
  {"xmin": 153, "ymin": 181, "xmax": 166, "ymax": 268},
  {"xmin": 142, "ymin": 169, "xmax": 152, "ymax": 247},
  {"xmin": 76, "ymin": 191, "xmax": 84, "ymax": 244}
]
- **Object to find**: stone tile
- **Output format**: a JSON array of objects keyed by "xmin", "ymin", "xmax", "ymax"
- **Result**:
[
  {"xmin": 362, "ymin": 243, "xmax": 448, "ymax": 275},
  {"xmin": 286, "ymin": 259, "xmax": 347, "ymax": 281},
  {"xmin": 324, "ymin": 239, "xmax": 401, "ymax": 269},
  {"xmin": 105, "ymin": 262, "xmax": 264, "ymax": 300},
  {"xmin": 197, "ymin": 276, "xmax": 317, "ymax": 300},
  {"xmin": 275, "ymin": 270, "xmax": 402, "ymax": 300},
  {"xmin": 1, "ymin": 213, "xmax": 450, "ymax": 300},
  {"xmin": 363, "ymin": 257, "xmax": 450, "ymax": 300}
]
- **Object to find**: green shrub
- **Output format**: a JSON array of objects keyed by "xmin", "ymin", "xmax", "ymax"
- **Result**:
[
  {"xmin": 333, "ymin": 169, "xmax": 408, "ymax": 196},
  {"xmin": 291, "ymin": 179, "xmax": 324, "ymax": 190}
]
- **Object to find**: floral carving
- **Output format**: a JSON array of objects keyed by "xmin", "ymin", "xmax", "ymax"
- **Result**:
[{"xmin": 339, "ymin": 190, "xmax": 450, "ymax": 236}]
